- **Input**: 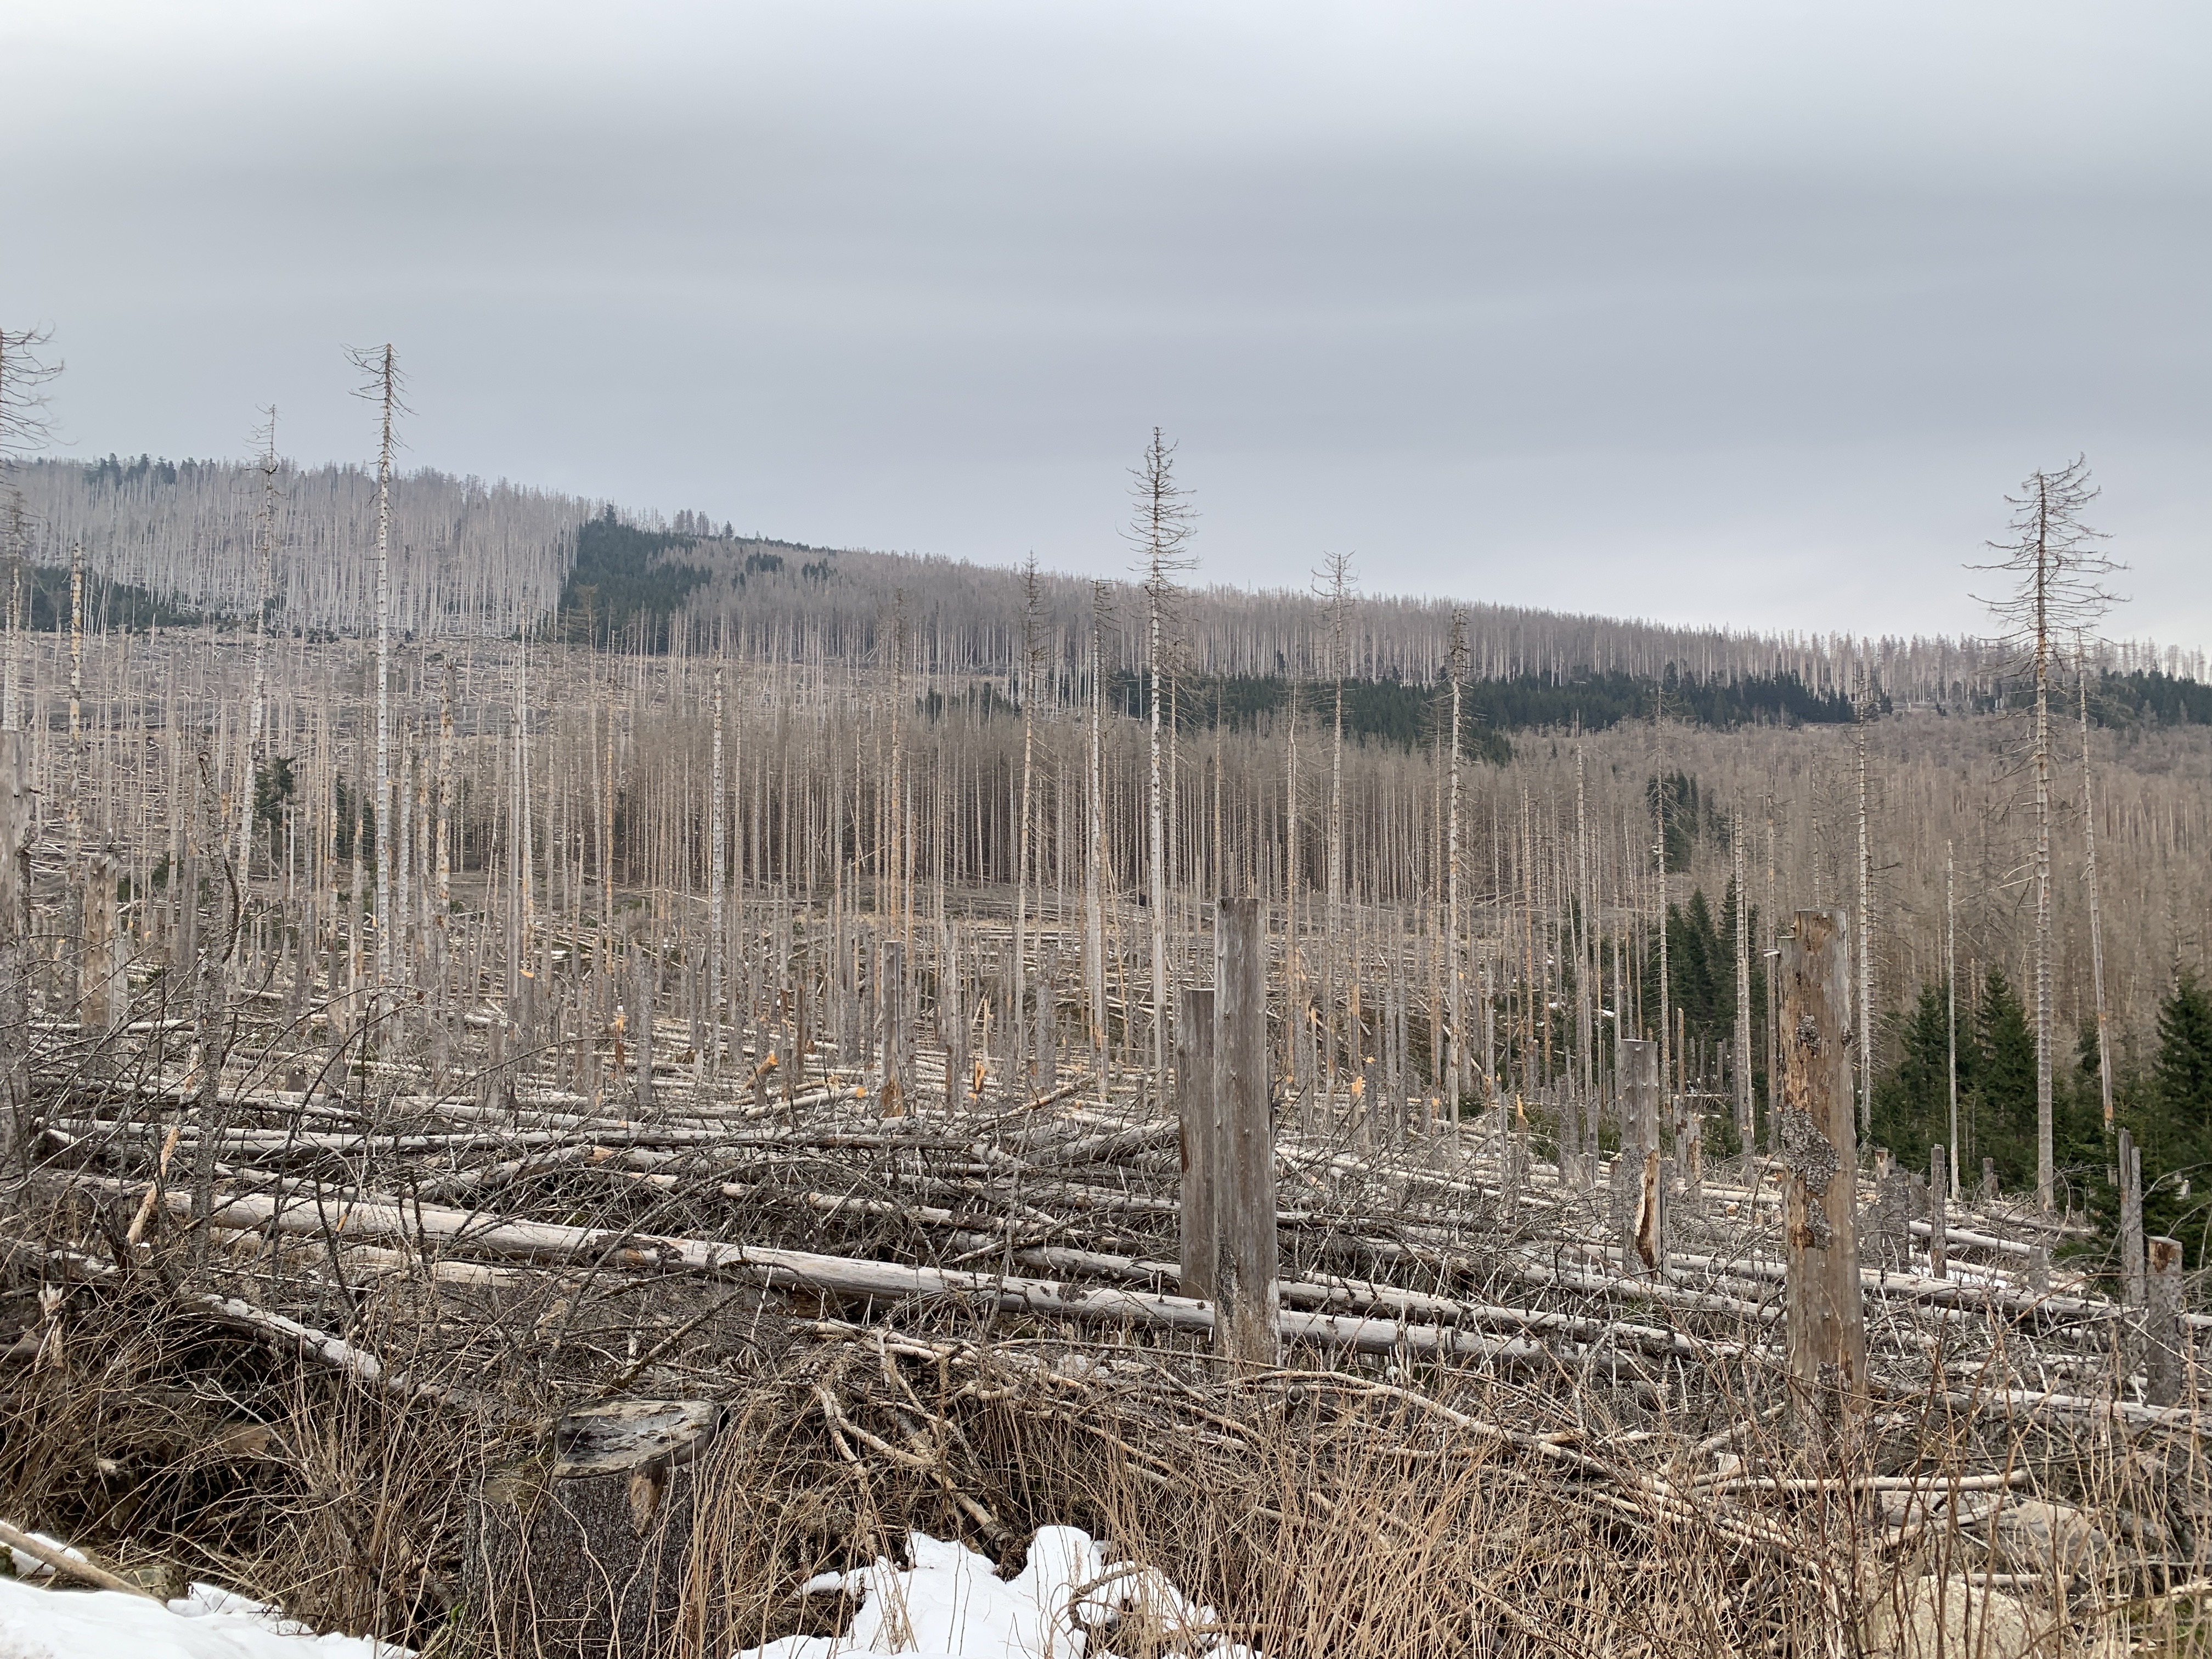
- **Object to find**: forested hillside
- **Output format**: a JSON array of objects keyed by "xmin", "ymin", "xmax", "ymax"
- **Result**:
[{"xmin": 19, "ymin": 455, "xmax": 2208, "ymax": 706}]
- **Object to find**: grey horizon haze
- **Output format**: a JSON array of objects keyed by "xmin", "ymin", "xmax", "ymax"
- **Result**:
[{"xmin": 5, "ymin": 1, "xmax": 2209, "ymax": 651}]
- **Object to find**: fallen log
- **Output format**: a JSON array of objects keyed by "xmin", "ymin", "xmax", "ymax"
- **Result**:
[
  {"xmin": 148, "ymin": 1182, "xmax": 1553, "ymax": 1363},
  {"xmin": 0, "ymin": 1519, "xmax": 160, "ymax": 1600}
]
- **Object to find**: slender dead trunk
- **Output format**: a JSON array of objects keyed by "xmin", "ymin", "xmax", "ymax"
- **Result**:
[
  {"xmin": 1733, "ymin": 807, "xmax": 1753, "ymax": 1152},
  {"xmin": 2078, "ymin": 646, "xmax": 2113, "ymax": 1131},
  {"xmin": 1014, "ymin": 563, "xmax": 1039, "ymax": 1075},
  {"xmin": 1855, "ymin": 668, "xmax": 1874, "ymax": 1136},
  {"xmin": 238, "ymin": 416, "xmax": 277, "ymax": 881},
  {"xmin": 1654, "ymin": 770, "xmax": 1671, "ymax": 1111},
  {"xmin": 1084, "ymin": 589, "xmax": 1107, "ymax": 1066},
  {"xmin": 66, "ymin": 542, "xmax": 83, "ymax": 861},
  {"xmin": 709, "ymin": 659, "xmax": 726, "ymax": 1073},
  {"xmin": 0, "ymin": 727, "xmax": 26, "ymax": 1159},
  {"xmin": 2032, "ymin": 483, "xmax": 2055, "ymax": 1210},
  {"xmin": 1285, "ymin": 674, "xmax": 1302, "ymax": 1096},
  {"xmin": 1945, "ymin": 841, "xmax": 1960, "ymax": 1199},
  {"xmin": 369, "ymin": 347, "xmax": 397, "ymax": 1013},
  {"xmin": 1446, "ymin": 614, "xmax": 1464, "ymax": 1110},
  {"xmin": 1132, "ymin": 436, "xmax": 1203, "ymax": 1097}
]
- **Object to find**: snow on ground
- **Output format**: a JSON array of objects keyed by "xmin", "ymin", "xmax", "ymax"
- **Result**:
[
  {"xmin": 0, "ymin": 1527, "xmax": 410, "ymax": 1659},
  {"xmin": 0, "ymin": 1521, "xmax": 1243, "ymax": 1659},
  {"xmin": 740, "ymin": 1525, "xmax": 1264, "ymax": 1659}
]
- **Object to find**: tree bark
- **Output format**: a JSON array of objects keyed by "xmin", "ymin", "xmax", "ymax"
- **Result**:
[{"xmin": 1779, "ymin": 907, "xmax": 1866, "ymax": 1413}]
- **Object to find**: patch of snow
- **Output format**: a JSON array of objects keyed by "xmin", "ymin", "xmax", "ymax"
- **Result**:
[
  {"xmin": 740, "ymin": 1526, "xmax": 1259, "ymax": 1659},
  {"xmin": 0, "ymin": 1568, "xmax": 411, "ymax": 1659},
  {"xmin": 3, "ymin": 1532, "xmax": 88, "ymax": 1584}
]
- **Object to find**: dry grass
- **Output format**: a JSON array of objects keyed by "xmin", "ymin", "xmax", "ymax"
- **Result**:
[{"xmin": 5, "ymin": 1193, "xmax": 2209, "ymax": 1659}]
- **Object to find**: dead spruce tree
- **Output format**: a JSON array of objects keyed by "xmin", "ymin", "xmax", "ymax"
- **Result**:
[
  {"xmin": 236, "ymin": 409, "xmax": 281, "ymax": 879},
  {"xmin": 1126, "ymin": 430, "xmax": 1195, "ymax": 1091},
  {"xmin": 347, "ymin": 344, "xmax": 406, "ymax": 1025},
  {"xmin": 1013, "ymin": 557, "xmax": 1043, "ymax": 1073},
  {"xmin": 1084, "ymin": 579, "xmax": 1111, "ymax": 1065},
  {"xmin": 2076, "ymin": 635, "xmax": 2115, "ymax": 1130},
  {"xmin": 0, "ymin": 325, "xmax": 59, "ymax": 1160},
  {"xmin": 1972, "ymin": 458, "xmax": 2123, "ymax": 1209},
  {"xmin": 1854, "ymin": 661, "xmax": 1875, "ymax": 1135},
  {"xmin": 1446, "ymin": 609, "xmax": 1468, "ymax": 1108},
  {"xmin": 1317, "ymin": 550, "xmax": 1356, "ymax": 1082}
]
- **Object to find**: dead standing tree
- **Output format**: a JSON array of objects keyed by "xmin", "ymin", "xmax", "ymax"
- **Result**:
[
  {"xmin": 0, "ymin": 325, "xmax": 59, "ymax": 1161},
  {"xmin": 1012, "ymin": 558, "xmax": 1043, "ymax": 1082},
  {"xmin": 1084, "ymin": 580, "xmax": 1113, "ymax": 1070},
  {"xmin": 1126, "ymin": 430, "xmax": 1195, "ymax": 1096},
  {"xmin": 1317, "ymin": 551, "xmax": 1356, "ymax": 1086},
  {"xmin": 347, "ymin": 345, "xmax": 408, "ymax": 1034},
  {"xmin": 1446, "ymin": 610, "xmax": 1468, "ymax": 1112},
  {"xmin": 1972, "ymin": 458, "xmax": 2123, "ymax": 1209}
]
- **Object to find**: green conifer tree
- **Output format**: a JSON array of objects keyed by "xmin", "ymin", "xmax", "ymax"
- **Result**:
[
  {"xmin": 1976, "ymin": 968, "xmax": 2038, "ymax": 1188},
  {"xmin": 2153, "ymin": 971, "xmax": 2212, "ymax": 1122},
  {"xmin": 1872, "ymin": 984, "xmax": 1951, "ymax": 1170},
  {"xmin": 2140, "ymin": 970, "xmax": 2212, "ymax": 1257}
]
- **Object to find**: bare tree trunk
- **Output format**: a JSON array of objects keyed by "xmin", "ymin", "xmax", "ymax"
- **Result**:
[
  {"xmin": 1147, "ymin": 578, "xmax": 1167, "ymax": 1090},
  {"xmin": 1210, "ymin": 896, "xmax": 1278, "ymax": 1367},
  {"xmin": 1576, "ymin": 745, "xmax": 1595, "ymax": 1163},
  {"xmin": 1975, "ymin": 462, "xmax": 2117, "ymax": 1208},
  {"xmin": 1617, "ymin": 1037, "xmax": 1663, "ymax": 1278},
  {"xmin": 1321, "ymin": 554, "xmax": 1351, "ymax": 1089},
  {"xmin": 1014, "ymin": 562, "xmax": 1039, "ymax": 1071},
  {"xmin": 709, "ymin": 660, "xmax": 726, "ymax": 1074},
  {"xmin": 1284, "ymin": 677, "xmax": 1302, "ymax": 1101},
  {"xmin": 1176, "ymin": 984, "xmax": 1217, "ymax": 1300},
  {"xmin": 66, "ymin": 542, "xmax": 83, "ymax": 861},
  {"xmin": 2118, "ymin": 1127, "xmax": 2144, "ymax": 1308},
  {"xmin": 1084, "ymin": 588, "xmax": 1107, "ymax": 1068},
  {"xmin": 2078, "ymin": 647, "xmax": 2113, "ymax": 1130},
  {"xmin": 2147, "ymin": 1236, "xmax": 2186, "ymax": 1406},
  {"xmin": 1446, "ymin": 613, "xmax": 1464, "ymax": 1113},
  {"xmin": 1733, "ymin": 808, "xmax": 1753, "ymax": 1152},
  {"xmin": 236, "ymin": 416, "xmax": 278, "ymax": 881},
  {"xmin": 1764, "ymin": 794, "xmax": 1779, "ymax": 1154},
  {"xmin": 1928, "ymin": 1142, "xmax": 1948, "ymax": 1279},
  {"xmin": 1654, "ymin": 766, "xmax": 1671, "ymax": 1134},
  {"xmin": 1944, "ymin": 842, "xmax": 1960, "ymax": 1199},
  {"xmin": 1854, "ymin": 669, "xmax": 1874, "ymax": 1137},
  {"xmin": 365, "ymin": 347, "xmax": 398, "ymax": 1015},
  {"xmin": 2032, "ymin": 484, "xmax": 2056, "ymax": 1210},
  {"xmin": 1779, "ymin": 908, "xmax": 1867, "ymax": 1414},
  {"xmin": 1123, "ymin": 420, "xmax": 1195, "ymax": 1093},
  {"xmin": 431, "ymin": 666, "xmax": 454, "ymax": 1069},
  {"xmin": 0, "ymin": 730, "xmax": 26, "ymax": 1160},
  {"xmin": 82, "ymin": 849, "xmax": 121, "ymax": 1036}
]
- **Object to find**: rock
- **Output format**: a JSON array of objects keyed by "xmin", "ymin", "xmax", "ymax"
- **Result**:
[
  {"xmin": 1865, "ymin": 1572, "xmax": 2134, "ymax": 1658},
  {"xmin": 1863, "ymin": 1577, "xmax": 2049, "ymax": 1658}
]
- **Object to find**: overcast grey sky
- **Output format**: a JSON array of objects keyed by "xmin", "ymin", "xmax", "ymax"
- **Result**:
[{"xmin": 6, "ymin": 2, "xmax": 2208, "ymax": 649}]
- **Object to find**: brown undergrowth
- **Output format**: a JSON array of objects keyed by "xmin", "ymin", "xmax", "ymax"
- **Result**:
[{"xmin": 4, "ymin": 1191, "xmax": 2209, "ymax": 1658}]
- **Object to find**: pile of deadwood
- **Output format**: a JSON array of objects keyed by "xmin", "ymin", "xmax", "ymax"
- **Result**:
[{"xmin": 5, "ymin": 963, "xmax": 2211, "ymax": 1656}]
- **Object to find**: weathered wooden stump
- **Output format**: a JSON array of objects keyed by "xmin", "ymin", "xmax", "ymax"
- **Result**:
[
  {"xmin": 1928, "ymin": 1143, "xmax": 1948, "ymax": 1280},
  {"xmin": 2147, "ymin": 1237, "xmax": 2187, "ymax": 1407},
  {"xmin": 1615, "ymin": 1040, "xmax": 1664, "ymax": 1278},
  {"xmin": 1778, "ymin": 909, "xmax": 1866, "ymax": 1413},
  {"xmin": 1869, "ymin": 1150, "xmax": 1919, "ymax": 1275},
  {"xmin": 467, "ymin": 1398, "xmax": 725, "ymax": 1658},
  {"xmin": 1207, "ymin": 898, "xmax": 1278, "ymax": 1367}
]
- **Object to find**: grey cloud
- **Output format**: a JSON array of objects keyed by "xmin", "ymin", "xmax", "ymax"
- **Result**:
[{"xmin": 4, "ymin": 1, "xmax": 2206, "ymax": 647}]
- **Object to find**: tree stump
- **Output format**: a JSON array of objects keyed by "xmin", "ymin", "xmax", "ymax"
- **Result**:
[
  {"xmin": 467, "ymin": 1399, "xmax": 725, "ymax": 1658},
  {"xmin": 2147, "ymin": 1237, "xmax": 2187, "ymax": 1407},
  {"xmin": 1778, "ymin": 909, "xmax": 1865, "ymax": 1412}
]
